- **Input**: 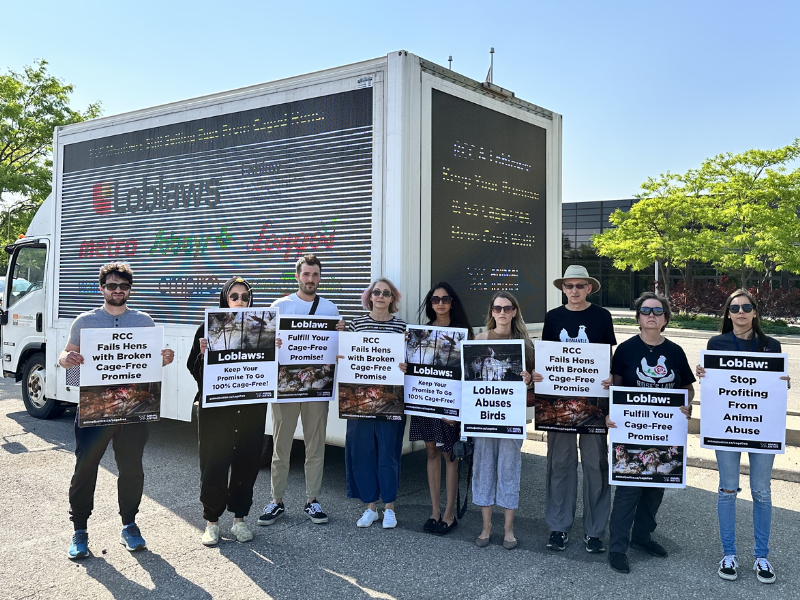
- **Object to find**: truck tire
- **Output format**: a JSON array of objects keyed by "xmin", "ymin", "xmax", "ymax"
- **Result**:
[
  {"xmin": 22, "ymin": 352, "xmax": 64, "ymax": 419},
  {"xmin": 260, "ymin": 434, "xmax": 274, "ymax": 468}
]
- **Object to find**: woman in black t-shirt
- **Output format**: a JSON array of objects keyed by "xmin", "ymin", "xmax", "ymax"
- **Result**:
[{"xmin": 606, "ymin": 292, "xmax": 694, "ymax": 575}]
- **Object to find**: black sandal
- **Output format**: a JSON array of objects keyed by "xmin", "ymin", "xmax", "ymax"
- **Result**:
[
  {"xmin": 423, "ymin": 518, "xmax": 439, "ymax": 533},
  {"xmin": 433, "ymin": 519, "xmax": 458, "ymax": 536}
]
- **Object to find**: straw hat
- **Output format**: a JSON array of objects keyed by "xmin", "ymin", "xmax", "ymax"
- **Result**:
[{"xmin": 553, "ymin": 265, "xmax": 601, "ymax": 293}]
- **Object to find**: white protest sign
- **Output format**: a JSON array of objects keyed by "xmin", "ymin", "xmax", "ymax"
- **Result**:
[
  {"xmin": 700, "ymin": 351, "xmax": 788, "ymax": 454},
  {"xmin": 202, "ymin": 308, "xmax": 278, "ymax": 407},
  {"xmin": 338, "ymin": 331, "xmax": 405, "ymax": 420},
  {"xmin": 459, "ymin": 340, "xmax": 527, "ymax": 439},
  {"xmin": 608, "ymin": 386, "xmax": 688, "ymax": 488},
  {"xmin": 403, "ymin": 325, "xmax": 467, "ymax": 419},
  {"xmin": 276, "ymin": 316, "xmax": 339, "ymax": 401},
  {"xmin": 79, "ymin": 327, "xmax": 164, "ymax": 427},
  {"xmin": 534, "ymin": 340, "xmax": 610, "ymax": 397}
]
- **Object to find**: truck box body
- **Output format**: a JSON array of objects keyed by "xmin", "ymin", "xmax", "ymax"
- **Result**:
[{"xmin": 2, "ymin": 51, "xmax": 562, "ymax": 446}]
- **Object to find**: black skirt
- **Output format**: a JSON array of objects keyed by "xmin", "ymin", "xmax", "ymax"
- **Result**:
[{"xmin": 409, "ymin": 415, "xmax": 460, "ymax": 454}]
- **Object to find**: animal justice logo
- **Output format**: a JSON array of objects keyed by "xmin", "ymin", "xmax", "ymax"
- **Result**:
[
  {"xmin": 636, "ymin": 355, "xmax": 675, "ymax": 387},
  {"xmin": 559, "ymin": 326, "xmax": 589, "ymax": 343}
]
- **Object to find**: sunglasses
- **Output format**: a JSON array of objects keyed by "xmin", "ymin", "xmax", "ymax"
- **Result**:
[
  {"xmin": 229, "ymin": 293, "xmax": 250, "ymax": 303},
  {"xmin": 639, "ymin": 306, "xmax": 665, "ymax": 316},
  {"xmin": 103, "ymin": 283, "xmax": 131, "ymax": 291},
  {"xmin": 371, "ymin": 289, "xmax": 392, "ymax": 297},
  {"xmin": 729, "ymin": 304, "xmax": 754, "ymax": 314},
  {"xmin": 492, "ymin": 305, "xmax": 515, "ymax": 314},
  {"xmin": 431, "ymin": 295, "xmax": 452, "ymax": 305},
  {"xmin": 562, "ymin": 283, "xmax": 588, "ymax": 290}
]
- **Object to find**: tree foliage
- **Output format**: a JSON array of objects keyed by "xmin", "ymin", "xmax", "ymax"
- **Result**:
[
  {"xmin": 592, "ymin": 140, "xmax": 800, "ymax": 294},
  {"xmin": 0, "ymin": 59, "xmax": 101, "ymax": 254}
]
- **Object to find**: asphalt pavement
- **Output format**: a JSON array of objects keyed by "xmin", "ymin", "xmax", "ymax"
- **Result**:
[{"xmin": 1, "ymin": 376, "xmax": 799, "ymax": 600}]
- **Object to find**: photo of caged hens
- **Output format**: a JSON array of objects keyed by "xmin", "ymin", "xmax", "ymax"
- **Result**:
[
  {"xmin": 207, "ymin": 310, "xmax": 276, "ymax": 354},
  {"xmin": 612, "ymin": 444, "xmax": 683, "ymax": 477},
  {"xmin": 463, "ymin": 344, "xmax": 523, "ymax": 382},
  {"xmin": 79, "ymin": 382, "xmax": 161, "ymax": 425},
  {"xmin": 278, "ymin": 364, "xmax": 335, "ymax": 398},
  {"xmin": 339, "ymin": 383, "xmax": 404, "ymax": 419},
  {"xmin": 406, "ymin": 328, "xmax": 465, "ymax": 369},
  {"xmin": 534, "ymin": 397, "xmax": 606, "ymax": 428}
]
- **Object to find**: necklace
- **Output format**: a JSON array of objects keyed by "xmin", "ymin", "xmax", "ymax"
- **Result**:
[{"xmin": 639, "ymin": 334, "xmax": 662, "ymax": 352}]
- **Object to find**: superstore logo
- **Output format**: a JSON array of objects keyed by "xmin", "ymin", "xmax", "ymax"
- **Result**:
[{"xmin": 91, "ymin": 176, "xmax": 221, "ymax": 215}]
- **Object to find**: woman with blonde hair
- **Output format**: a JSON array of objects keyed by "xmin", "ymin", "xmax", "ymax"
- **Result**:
[
  {"xmin": 472, "ymin": 291, "xmax": 533, "ymax": 549},
  {"xmin": 344, "ymin": 277, "xmax": 407, "ymax": 529}
]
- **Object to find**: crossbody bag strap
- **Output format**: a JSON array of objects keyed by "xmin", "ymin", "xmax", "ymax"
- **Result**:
[{"xmin": 309, "ymin": 295, "xmax": 321, "ymax": 315}]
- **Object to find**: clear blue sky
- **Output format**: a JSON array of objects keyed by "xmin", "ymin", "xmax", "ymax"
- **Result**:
[{"xmin": 3, "ymin": 0, "xmax": 798, "ymax": 202}]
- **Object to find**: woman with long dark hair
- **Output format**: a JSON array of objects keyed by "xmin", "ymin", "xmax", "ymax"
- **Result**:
[
  {"xmin": 406, "ymin": 282, "xmax": 474, "ymax": 535},
  {"xmin": 472, "ymin": 291, "xmax": 533, "ymax": 549},
  {"xmin": 187, "ymin": 277, "xmax": 267, "ymax": 546},
  {"xmin": 696, "ymin": 289, "xmax": 789, "ymax": 584}
]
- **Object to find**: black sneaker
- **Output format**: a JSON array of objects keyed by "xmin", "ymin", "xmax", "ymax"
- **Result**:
[
  {"xmin": 718, "ymin": 555, "xmax": 738, "ymax": 581},
  {"xmin": 257, "ymin": 501, "xmax": 285, "ymax": 526},
  {"xmin": 609, "ymin": 552, "xmax": 630, "ymax": 574},
  {"xmin": 304, "ymin": 501, "xmax": 329, "ymax": 524},
  {"xmin": 547, "ymin": 531, "xmax": 568, "ymax": 551},
  {"xmin": 753, "ymin": 557, "xmax": 776, "ymax": 584},
  {"xmin": 584, "ymin": 534, "xmax": 605, "ymax": 553}
]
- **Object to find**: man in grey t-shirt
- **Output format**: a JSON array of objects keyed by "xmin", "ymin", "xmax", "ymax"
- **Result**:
[
  {"xmin": 60, "ymin": 262, "xmax": 174, "ymax": 559},
  {"xmin": 258, "ymin": 253, "xmax": 344, "ymax": 527}
]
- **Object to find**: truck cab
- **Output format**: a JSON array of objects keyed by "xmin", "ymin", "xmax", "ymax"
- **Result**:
[{"xmin": 2, "ymin": 196, "xmax": 55, "ymax": 416}]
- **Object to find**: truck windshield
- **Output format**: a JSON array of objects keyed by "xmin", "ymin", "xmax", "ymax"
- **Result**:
[{"xmin": 8, "ymin": 245, "xmax": 46, "ymax": 308}]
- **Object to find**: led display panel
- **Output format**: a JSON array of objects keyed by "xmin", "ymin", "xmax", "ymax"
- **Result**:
[
  {"xmin": 430, "ymin": 89, "xmax": 547, "ymax": 326},
  {"xmin": 59, "ymin": 87, "xmax": 373, "ymax": 325}
]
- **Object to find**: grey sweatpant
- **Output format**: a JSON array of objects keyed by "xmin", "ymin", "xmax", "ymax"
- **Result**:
[
  {"xmin": 472, "ymin": 437, "xmax": 523, "ymax": 509},
  {"xmin": 545, "ymin": 431, "xmax": 610, "ymax": 538}
]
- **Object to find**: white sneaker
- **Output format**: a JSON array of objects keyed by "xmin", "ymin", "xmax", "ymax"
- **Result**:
[
  {"xmin": 357, "ymin": 509, "xmax": 379, "ymax": 528},
  {"xmin": 382, "ymin": 509, "xmax": 397, "ymax": 529},
  {"xmin": 201, "ymin": 523, "xmax": 220, "ymax": 546},
  {"xmin": 231, "ymin": 521, "xmax": 253, "ymax": 543}
]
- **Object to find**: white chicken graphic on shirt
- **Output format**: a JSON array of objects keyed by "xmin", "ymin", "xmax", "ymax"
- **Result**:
[
  {"xmin": 636, "ymin": 355, "xmax": 675, "ymax": 385},
  {"xmin": 559, "ymin": 325, "xmax": 589, "ymax": 343}
]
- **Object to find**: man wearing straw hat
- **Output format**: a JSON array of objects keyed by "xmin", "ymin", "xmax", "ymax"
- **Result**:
[{"xmin": 532, "ymin": 265, "xmax": 616, "ymax": 554}]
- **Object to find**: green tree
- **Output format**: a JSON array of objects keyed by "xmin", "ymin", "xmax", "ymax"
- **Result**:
[
  {"xmin": 0, "ymin": 59, "xmax": 101, "ymax": 254},
  {"xmin": 592, "ymin": 172, "xmax": 703, "ymax": 296},
  {"xmin": 687, "ymin": 140, "xmax": 800, "ymax": 287}
]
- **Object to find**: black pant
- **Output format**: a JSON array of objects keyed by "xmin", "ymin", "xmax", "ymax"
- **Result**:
[
  {"xmin": 69, "ymin": 419, "xmax": 150, "ymax": 531},
  {"xmin": 608, "ymin": 486, "xmax": 665, "ymax": 554},
  {"xmin": 198, "ymin": 403, "xmax": 267, "ymax": 522}
]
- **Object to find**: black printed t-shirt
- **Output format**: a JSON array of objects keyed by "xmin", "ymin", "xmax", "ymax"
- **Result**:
[
  {"xmin": 541, "ymin": 304, "xmax": 617, "ymax": 346},
  {"xmin": 611, "ymin": 336, "xmax": 696, "ymax": 390}
]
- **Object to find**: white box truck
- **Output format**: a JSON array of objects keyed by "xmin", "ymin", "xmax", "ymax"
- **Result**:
[{"xmin": 1, "ymin": 51, "xmax": 562, "ymax": 448}]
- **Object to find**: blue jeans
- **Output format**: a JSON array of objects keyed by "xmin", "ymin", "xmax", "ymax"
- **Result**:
[{"xmin": 716, "ymin": 450, "xmax": 775, "ymax": 558}]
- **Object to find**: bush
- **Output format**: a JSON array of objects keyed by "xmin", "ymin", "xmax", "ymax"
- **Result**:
[{"xmin": 669, "ymin": 278, "xmax": 800, "ymax": 323}]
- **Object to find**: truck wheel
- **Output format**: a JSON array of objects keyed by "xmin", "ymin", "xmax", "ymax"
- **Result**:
[
  {"xmin": 260, "ymin": 434, "xmax": 274, "ymax": 468},
  {"xmin": 22, "ymin": 352, "xmax": 64, "ymax": 419}
]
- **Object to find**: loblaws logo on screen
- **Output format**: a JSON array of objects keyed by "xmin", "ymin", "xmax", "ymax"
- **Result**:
[
  {"xmin": 93, "ymin": 183, "xmax": 114, "ymax": 214},
  {"xmin": 90, "ymin": 176, "xmax": 222, "ymax": 215}
]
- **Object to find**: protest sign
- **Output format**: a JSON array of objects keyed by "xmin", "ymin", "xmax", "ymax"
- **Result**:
[
  {"xmin": 534, "ymin": 340, "xmax": 610, "ymax": 397},
  {"xmin": 79, "ymin": 327, "xmax": 164, "ymax": 427},
  {"xmin": 404, "ymin": 325, "xmax": 467, "ymax": 419},
  {"xmin": 277, "ymin": 316, "xmax": 339, "ymax": 401},
  {"xmin": 608, "ymin": 386, "xmax": 688, "ymax": 488},
  {"xmin": 700, "ymin": 351, "xmax": 788, "ymax": 454},
  {"xmin": 338, "ymin": 331, "xmax": 405, "ymax": 420},
  {"xmin": 202, "ymin": 308, "xmax": 278, "ymax": 407},
  {"xmin": 533, "ymin": 340, "xmax": 610, "ymax": 435},
  {"xmin": 459, "ymin": 340, "xmax": 527, "ymax": 439}
]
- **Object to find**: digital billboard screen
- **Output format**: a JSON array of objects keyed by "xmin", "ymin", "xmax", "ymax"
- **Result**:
[
  {"xmin": 59, "ymin": 86, "xmax": 374, "ymax": 325},
  {"xmin": 430, "ymin": 89, "xmax": 548, "ymax": 327}
]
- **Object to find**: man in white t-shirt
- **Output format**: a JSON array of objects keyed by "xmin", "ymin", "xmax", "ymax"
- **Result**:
[{"xmin": 258, "ymin": 254, "xmax": 342, "ymax": 526}]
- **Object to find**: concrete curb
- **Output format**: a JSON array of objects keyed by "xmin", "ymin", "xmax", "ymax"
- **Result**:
[
  {"xmin": 686, "ymin": 455, "xmax": 800, "ymax": 484},
  {"xmin": 613, "ymin": 324, "xmax": 800, "ymax": 345}
]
